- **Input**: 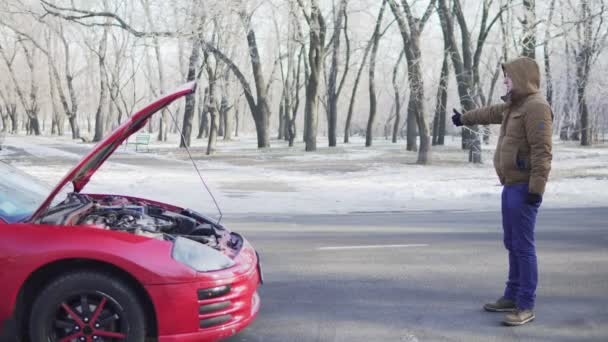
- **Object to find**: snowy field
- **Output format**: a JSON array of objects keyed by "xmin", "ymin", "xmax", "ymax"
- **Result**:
[{"xmin": 2, "ymin": 133, "xmax": 607, "ymax": 218}]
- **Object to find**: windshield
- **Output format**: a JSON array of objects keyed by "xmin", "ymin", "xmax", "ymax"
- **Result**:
[{"xmin": 0, "ymin": 162, "xmax": 51, "ymax": 223}]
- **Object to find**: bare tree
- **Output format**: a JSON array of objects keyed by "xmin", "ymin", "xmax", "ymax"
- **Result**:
[
  {"xmin": 387, "ymin": 0, "xmax": 436, "ymax": 164},
  {"xmin": 432, "ymin": 49, "xmax": 449, "ymax": 146},
  {"xmin": 344, "ymin": 7, "xmax": 394, "ymax": 143},
  {"xmin": 0, "ymin": 85, "xmax": 16, "ymax": 133},
  {"xmin": 572, "ymin": 0, "xmax": 607, "ymax": 145},
  {"xmin": 0, "ymin": 35, "xmax": 41, "ymax": 135},
  {"xmin": 201, "ymin": 6, "xmax": 274, "ymax": 148},
  {"xmin": 344, "ymin": 28, "xmax": 374, "ymax": 144},
  {"xmin": 220, "ymin": 70, "xmax": 235, "ymax": 141},
  {"xmin": 179, "ymin": 26, "xmax": 203, "ymax": 147},
  {"xmin": 437, "ymin": 0, "xmax": 504, "ymax": 162},
  {"xmin": 45, "ymin": 29, "xmax": 63, "ymax": 135},
  {"xmin": 298, "ymin": 0, "xmax": 326, "ymax": 152},
  {"xmin": 197, "ymin": 87, "xmax": 209, "ymax": 139},
  {"xmin": 391, "ymin": 49, "xmax": 405, "ymax": 143},
  {"xmin": 40, "ymin": 0, "xmax": 274, "ymax": 148},
  {"xmin": 543, "ymin": 0, "xmax": 557, "ymax": 107},
  {"xmin": 366, "ymin": 0, "xmax": 387, "ymax": 147},
  {"xmin": 204, "ymin": 51, "xmax": 219, "ymax": 155},
  {"xmin": 92, "ymin": 10, "xmax": 110, "ymax": 142},
  {"xmin": 326, "ymin": 0, "xmax": 348, "ymax": 147},
  {"xmin": 141, "ymin": 0, "xmax": 169, "ymax": 141},
  {"xmin": 521, "ymin": 0, "xmax": 537, "ymax": 59}
]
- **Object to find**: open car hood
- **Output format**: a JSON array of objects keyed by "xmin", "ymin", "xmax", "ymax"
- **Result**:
[{"xmin": 29, "ymin": 82, "xmax": 197, "ymax": 222}]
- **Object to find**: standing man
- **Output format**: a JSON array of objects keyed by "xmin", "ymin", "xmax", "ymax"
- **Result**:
[{"xmin": 452, "ymin": 56, "xmax": 553, "ymax": 326}]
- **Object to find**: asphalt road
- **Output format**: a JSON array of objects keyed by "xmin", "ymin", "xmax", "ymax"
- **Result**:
[{"xmin": 223, "ymin": 208, "xmax": 608, "ymax": 342}]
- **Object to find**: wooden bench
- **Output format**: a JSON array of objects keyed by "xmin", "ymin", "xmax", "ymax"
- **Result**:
[{"xmin": 133, "ymin": 133, "xmax": 151, "ymax": 152}]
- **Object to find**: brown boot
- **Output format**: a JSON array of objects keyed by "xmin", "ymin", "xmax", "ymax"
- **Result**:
[
  {"xmin": 483, "ymin": 297, "xmax": 517, "ymax": 312},
  {"xmin": 502, "ymin": 309, "xmax": 535, "ymax": 326}
]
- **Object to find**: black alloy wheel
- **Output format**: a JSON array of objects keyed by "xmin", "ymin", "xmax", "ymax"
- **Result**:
[{"xmin": 29, "ymin": 272, "xmax": 146, "ymax": 342}]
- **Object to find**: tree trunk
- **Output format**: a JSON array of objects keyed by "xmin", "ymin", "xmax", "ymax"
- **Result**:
[
  {"xmin": 206, "ymin": 77, "xmax": 218, "ymax": 155},
  {"xmin": 387, "ymin": 0, "xmax": 435, "ymax": 164},
  {"xmin": 201, "ymin": 36, "xmax": 270, "ymax": 148},
  {"xmin": 304, "ymin": 0, "xmax": 326, "ymax": 152},
  {"xmin": 197, "ymin": 87, "xmax": 209, "ymax": 139},
  {"xmin": 437, "ymin": 0, "xmax": 481, "ymax": 162},
  {"xmin": 405, "ymin": 98, "xmax": 418, "ymax": 151},
  {"xmin": 47, "ymin": 49, "xmax": 63, "ymax": 136},
  {"xmin": 1, "ymin": 109, "xmax": 9, "ymax": 133},
  {"xmin": 8, "ymin": 104, "xmax": 18, "ymax": 134},
  {"xmin": 221, "ymin": 97, "xmax": 232, "ymax": 140},
  {"xmin": 253, "ymin": 108, "xmax": 270, "ymax": 148},
  {"xmin": 58, "ymin": 24, "xmax": 80, "ymax": 139},
  {"xmin": 560, "ymin": 39, "xmax": 573, "ymax": 140},
  {"xmin": 344, "ymin": 22, "xmax": 376, "ymax": 143},
  {"xmin": 93, "ymin": 23, "xmax": 110, "ymax": 142},
  {"xmin": 366, "ymin": 0, "xmax": 386, "ymax": 147},
  {"xmin": 522, "ymin": 0, "xmax": 536, "ymax": 59},
  {"xmin": 288, "ymin": 46, "xmax": 304, "ymax": 146},
  {"xmin": 0, "ymin": 63, "xmax": 19, "ymax": 134},
  {"xmin": 141, "ymin": 0, "xmax": 168, "ymax": 141},
  {"xmin": 578, "ymin": 0, "xmax": 593, "ymax": 146},
  {"xmin": 179, "ymin": 32, "xmax": 202, "ymax": 148},
  {"xmin": 3, "ymin": 40, "xmax": 42, "ymax": 136},
  {"xmin": 577, "ymin": 51, "xmax": 591, "ymax": 145},
  {"xmin": 433, "ymin": 51, "xmax": 449, "ymax": 146},
  {"xmin": 327, "ymin": 0, "xmax": 347, "ymax": 147},
  {"xmin": 245, "ymin": 23, "xmax": 271, "ymax": 148},
  {"xmin": 544, "ymin": 0, "xmax": 556, "ymax": 107},
  {"xmin": 392, "ymin": 50, "xmax": 405, "ymax": 143},
  {"xmin": 234, "ymin": 105, "xmax": 240, "ymax": 138},
  {"xmin": 278, "ymin": 89, "xmax": 285, "ymax": 140},
  {"xmin": 218, "ymin": 94, "xmax": 225, "ymax": 137},
  {"xmin": 21, "ymin": 44, "xmax": 41, "ymax": 136}
]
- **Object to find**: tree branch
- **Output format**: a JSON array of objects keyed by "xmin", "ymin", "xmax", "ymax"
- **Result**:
[{"xmin": 40, "ymin": 0, "xmax": 180, "ymax": 38}]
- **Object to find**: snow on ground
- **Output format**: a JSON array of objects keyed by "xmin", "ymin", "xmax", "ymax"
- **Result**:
[{"xmin": 2, "ymin": 133, "xmax": 607, "ymax": 217}]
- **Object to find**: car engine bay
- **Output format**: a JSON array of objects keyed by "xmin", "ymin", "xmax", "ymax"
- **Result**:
[{"xmin": 35, "ymin": 193, "xmax": 242, "ymax": 253}]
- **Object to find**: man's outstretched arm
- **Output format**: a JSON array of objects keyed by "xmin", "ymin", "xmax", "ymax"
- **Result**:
[{"xmin": 454, "ymin": 104, "xmax": 508, "ymax": 126}]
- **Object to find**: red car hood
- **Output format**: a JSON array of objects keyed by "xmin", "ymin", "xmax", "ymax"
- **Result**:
[{"xmin": 29, "ymin": 81, "xmax": 197, "ymax": 222}]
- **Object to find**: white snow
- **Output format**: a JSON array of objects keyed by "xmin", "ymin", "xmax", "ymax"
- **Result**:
[{"xmin": 2, "ymin": 134, "xmax": 607, "ymax": 217}]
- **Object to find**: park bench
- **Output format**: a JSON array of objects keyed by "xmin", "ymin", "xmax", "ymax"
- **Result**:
[{"xmin": 133, "ymin": 132, "xmax": 151, "ymax": 152}]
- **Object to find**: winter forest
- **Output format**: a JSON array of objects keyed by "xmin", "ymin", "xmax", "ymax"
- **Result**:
[{"xmin": 0, "ymin": 0, "xmax": 607, "ymax": 164}]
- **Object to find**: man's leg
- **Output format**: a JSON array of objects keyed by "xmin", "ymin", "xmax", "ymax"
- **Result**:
[
  {"xmin": 502, "ymin": 185, "xmax": 519, "ymax": 301},
  {"xmin": 510, "ymin": 184, "xmax": 539, "ymax": 310},
  {"xmin": 486, "ymin": 186, "xmax": 519, "ymax": 312}
]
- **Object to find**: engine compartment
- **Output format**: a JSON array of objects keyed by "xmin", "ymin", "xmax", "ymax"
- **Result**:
[{"xmin": 36, "ymin": 193, "xmax": 242, "ymax": 253}]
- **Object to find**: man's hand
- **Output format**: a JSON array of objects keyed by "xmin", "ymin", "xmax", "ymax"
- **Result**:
[
  {"xmin": 526, "ymin": 193, "xmax": 542, "ymax": 206},
  {"xmin": 452, "ymin": 109, "xmax": 463, "ymax": 127}
]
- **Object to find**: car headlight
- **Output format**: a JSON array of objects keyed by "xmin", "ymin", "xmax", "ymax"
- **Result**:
[{"xmin": 172, "ymin": 236, "xmax": 235, "ymax": 272}]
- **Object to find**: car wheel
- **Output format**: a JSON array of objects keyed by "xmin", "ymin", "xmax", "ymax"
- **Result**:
[{"xmin": 29, "ymin": 271, "xmax": 146, "ymax": 342}]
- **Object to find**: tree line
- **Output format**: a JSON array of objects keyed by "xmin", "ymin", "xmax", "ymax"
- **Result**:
[{"xmin": 0, "ymin": 0, "xmax": 606, "ymax": 163}]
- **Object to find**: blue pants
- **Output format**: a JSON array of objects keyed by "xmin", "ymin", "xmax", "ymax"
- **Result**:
[{"xmin": 501, "ymin": 183, "xmax": 540, "ymax": 310}]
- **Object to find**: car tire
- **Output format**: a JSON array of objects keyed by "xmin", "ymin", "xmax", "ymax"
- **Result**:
[{"xmin": 29, "ymin": 271, "xmax": 146, "ymax": 342}]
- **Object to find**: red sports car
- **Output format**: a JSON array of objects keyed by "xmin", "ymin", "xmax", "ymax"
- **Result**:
[{"xmin": 0, "ymin": 82, "xmax": 262, "ymax": 342}]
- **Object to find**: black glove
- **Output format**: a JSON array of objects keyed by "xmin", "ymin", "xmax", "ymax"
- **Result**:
[
  {"xmin": 526, "ymin": 193, "xmax": 542, "ymax": 206},
  {"xmin": 452, "ymin": 108, "xmax": 463, "ymax": 127}
]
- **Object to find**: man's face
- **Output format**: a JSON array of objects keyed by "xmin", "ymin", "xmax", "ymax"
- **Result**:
[{"xmin": 504, "ymin": 74, "xmax": 513, "ymax": 93}]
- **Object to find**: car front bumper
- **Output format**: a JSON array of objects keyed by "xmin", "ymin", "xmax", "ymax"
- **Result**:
[{"xmin": 146, "ymin": 240, "xmax": 262, "ymax": 342}]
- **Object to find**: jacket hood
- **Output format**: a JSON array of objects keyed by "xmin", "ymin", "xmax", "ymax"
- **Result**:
[{"xmin": 502, "ymin": 57, "xmax": 540, "ymax": 102}]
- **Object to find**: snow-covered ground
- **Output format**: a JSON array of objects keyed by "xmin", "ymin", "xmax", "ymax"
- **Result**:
[{"xmin": 2, "ymin": 133, "xmax": 607, "ymax": 218}]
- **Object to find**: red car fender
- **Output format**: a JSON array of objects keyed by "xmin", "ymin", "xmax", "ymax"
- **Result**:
[{"xmin": 0, "ymin": 223, "xmax": 197, "ymax": 321}]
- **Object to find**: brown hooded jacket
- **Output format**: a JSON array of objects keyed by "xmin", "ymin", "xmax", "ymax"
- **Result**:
[{"xmin": 461, "ymin": 57, "xmax": 553, "ymax": 195}]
